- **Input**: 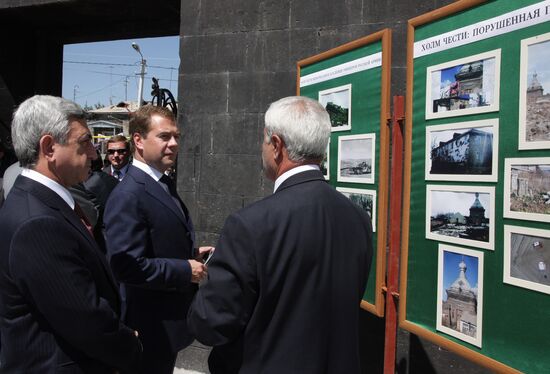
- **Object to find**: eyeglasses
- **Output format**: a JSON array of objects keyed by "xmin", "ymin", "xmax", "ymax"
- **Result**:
[{"xmin": 107, "ymin": 148, "xmax": 128, "ymax": 155}]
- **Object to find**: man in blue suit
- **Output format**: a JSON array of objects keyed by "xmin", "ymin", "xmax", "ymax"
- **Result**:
[
  {"xmin": 104, "ymin": 105, "xmax": 209, "ymax": 374},
  {"xmin": 0, "ymin": 95, "xmax": 142, "ymax": 373}
]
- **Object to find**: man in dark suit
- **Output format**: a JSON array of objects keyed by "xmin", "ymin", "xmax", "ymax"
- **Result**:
[
  {"xmin": 104, "ymin": 105, "xmax": 209, "ymax": 374},
  {"xmin": 0, "ymin": 95, "xmax": 142, "ymax": 373},
  {"xmin": 188, "ymin": 96, "xmax": 374, "ymax": 374},
  {"xmin": 102, "ymin": 134, "xmax": 131, "ymax": 181}
]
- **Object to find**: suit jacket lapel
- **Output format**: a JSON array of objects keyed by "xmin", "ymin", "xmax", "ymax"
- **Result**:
[
  {"xmin": 19, "ymin": 177, "xmax": 121, "ymax": 301},
  {"xmin": 129, "ymin": 167, "xmax": 195, "ymax": 245}
]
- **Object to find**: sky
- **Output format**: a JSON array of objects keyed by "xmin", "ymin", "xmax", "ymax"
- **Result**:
[
  {"xmin": 62, "ymin": 36, "xmax": 180, "ymax": 108},
  {"xmin": 429, "ymin": 126, "xmax": 493, "ymax": 150},
  {"xmin": 442, "ymin": 249, "xmax": 479, "ymax": 301},
  {"xmin": 430, "ymin": 190, "xmax": 491, "ymax": 217},
  {"xmin": 340, "ymin": 138, "xmax": 373, "ymax": 160},
  {"xmin": 319, "ymin": 87, "xmax": 350, "ymax": 108},
  {"xmin": 528, "ymin": 39, "xmax": 550, "ymax": 93}
]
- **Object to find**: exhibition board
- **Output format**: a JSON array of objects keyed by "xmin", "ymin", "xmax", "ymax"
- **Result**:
[
  {"xmin": 401, "ymin": 0, "xmax": 550, "ymax": 372},
  {"xmin": 297, "ymin": 29, "xmax": 392, "ymax": 317}
]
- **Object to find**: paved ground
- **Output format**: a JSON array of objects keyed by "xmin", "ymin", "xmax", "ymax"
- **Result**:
[{"xmin": 174, "ymin": 340, "xmax": 211, "ymax": 374}]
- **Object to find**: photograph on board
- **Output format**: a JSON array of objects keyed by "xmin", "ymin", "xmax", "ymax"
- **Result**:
[
  {"xmin": 504, "ymin": 225, "xmax": 550, "ymax": 295},
  {"xmin": 426, "ymin": 50, "xmax": 501, "ymax": 120},
  {"xmin": 337, "ymin": 187, "xmax": 377, "ymax": 232},
  {"xmin": 425, "ymin": 119, "xmax": 498, "ymax": 182},
  {"xmin": 519, "ymin": 32, "xmax": 550, "ymax": 150},
  {"xmin": 318, "ymin": 84, "xmax": 352, "ymax": 132},
  {"xmin": 321, "ymin": 139, "xmax": 330, "ymax": 180},
  {"xmin": 426, "ymin": 185, "xmax": 494, "ymax": 250},
  {"xmin": 437, "ymin": 244, "xmax": 483, "ymax": 348},
  {"xmin": 337, "ymin": 133, "xmax": 375, "ymax": 184},
  {"xmin": 503, "ymin": 157, "xmax": 550, "ymax": 223}
]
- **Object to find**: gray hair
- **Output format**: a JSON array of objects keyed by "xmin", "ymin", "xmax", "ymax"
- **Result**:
[
  {"xmin": 264, "ymin": 96, "xmax": 331, "ymax": 162},
  {"xmin": 11, "ymin": 95, "xmax": 86, "ymax": 168}
]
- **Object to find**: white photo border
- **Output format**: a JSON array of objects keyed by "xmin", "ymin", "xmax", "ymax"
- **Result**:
[
  {"xmin": 337, "ymin": 133, "xmax": 376, "ymax": 184},
  {"xmin": 436, "ymin": 244, "xmax": 484, "ymax": 348},
  {"xmin": 425, "ymin": 119, "xmax": 499, "ymax": 182},
  {"xmin": 318, "ymin": 84, "xmax": 352, "ymax": 132},
  {"xmin": 322, "ymin": 138, "xmax": 330, "ymax": 180},
  {"xmin": 336, "ymin": 187, "xmax": 377, "ymax": 232},
  {"xmin": 426, "ymin": 184, "xmax": 495, "ymax": 250},
  {"xmin": 503, "ymin": 225, "xmax": 550, "ymax": 295},
  {"xmin": 503, "ymin": 157, "xmax": 550, "ymax": 223},
  {"xmin": 518, "ymin": 32, "xmax": 550, "ymax": 150},
  {"xmin": 425, "ymin": 49, "xmax": 501, "ymax": 120}
]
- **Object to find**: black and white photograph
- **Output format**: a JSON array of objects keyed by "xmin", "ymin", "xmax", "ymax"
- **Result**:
[
  {"xmin": 437, "ymin": 244, "xmax": 483, "ymax": 348},
  {"xmin": 519, "ymin": 32, "xmax": 550, "ymax": 150},
  {"xmin": 321, "ymin": 139, "xmax": 330, "ymax": 180},
  {"xmin": 336, "ymin": 187, "xmax": 377, "ymax": 232},
  {"xmin": 504, "ymin": 225, "xmax": 550, "ymax": 295},
  {"xmin": 425, "ymin": 119, "xmax": 498, "ymax": 182},
  {"xmin": 426, "ymin": 185, "xmax": 494, "ymax": 250},
  {"xmin": 503, "ymin": 158, "xmax": 550, "ymax": 223},
  {"xmin": 318, "ymin": 84, "xmax": 352, "ymax": 132},
  {"xmin": 426, "ymin": 49, "xmax": 501, "ymax": 120},
  {"xmin": 337, "ymin": 133, "xmax": 375, "ymax": 184}
]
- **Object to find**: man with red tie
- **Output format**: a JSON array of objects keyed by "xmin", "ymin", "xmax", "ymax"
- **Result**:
[{"xmin": 0, "ymin": 95, "xmax": 142, "ymax": 373}]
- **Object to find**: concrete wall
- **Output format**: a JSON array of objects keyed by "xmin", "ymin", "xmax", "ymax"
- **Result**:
[{"xmin": 177, "ymin": 0, "xmax": 456, "ymax": 244}]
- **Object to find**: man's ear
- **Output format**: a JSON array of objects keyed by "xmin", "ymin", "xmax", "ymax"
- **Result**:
[
  {"xmin": 39, "ymin": 135, "xmax": 56, "ymax": 161},
  {"xmin": 271, "ymin": 134, "xmax": 285, "ymax": 160},
  {"xmin": 133, "ymin": 132, "xmax": 144, "ymax": 151}
]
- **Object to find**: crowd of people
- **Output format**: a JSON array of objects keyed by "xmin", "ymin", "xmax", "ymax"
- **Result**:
[{"xmin": 0, "ymin": 94, "xmax": 373, "ymax": 373}]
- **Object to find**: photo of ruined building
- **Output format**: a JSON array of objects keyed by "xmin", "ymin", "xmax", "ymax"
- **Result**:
[
  {"xmin": 429, "ymin": 127, "xmax": 493, "ymax": 176},
  {"xmin": 508, "ymin": 163, "xmax": 550, "ymax": 216}
]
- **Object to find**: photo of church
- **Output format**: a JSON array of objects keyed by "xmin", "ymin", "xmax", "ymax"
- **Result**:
[
  {"xmin": 437, "ymin": 244, "xmax": 483, "ymax": 348},
  {"xmin": 426, "ymin": 185, "xmax": 495, "ymax": 250}
]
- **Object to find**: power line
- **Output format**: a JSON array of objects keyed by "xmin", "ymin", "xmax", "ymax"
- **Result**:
[{"xmin": 64, "ymin": 60, "xmax": 178, "ymax": 70}]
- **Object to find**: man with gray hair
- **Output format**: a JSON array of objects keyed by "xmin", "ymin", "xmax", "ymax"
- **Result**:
[
  {"xmin": 0, "ymin": 95, "xmax": 142, "ymax": 373},
  {"xmin": 188, "ymin": 96, "xmax": 374, "ymax": 373}
]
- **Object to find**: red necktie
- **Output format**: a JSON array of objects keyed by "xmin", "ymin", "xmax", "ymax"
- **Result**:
[{"xmin": 74, "ymin": 202, "xmax": 95, "ymax": 238}]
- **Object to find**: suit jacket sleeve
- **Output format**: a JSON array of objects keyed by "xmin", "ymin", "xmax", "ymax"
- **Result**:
[
  {"xmin": 105, "ymin": 189, "xmax": 192, "ymax": 290},
  {"xmin": 10, "ymin": 216, "xmax": 141, "ymax": 371},
  {"xmin": 188, "ymin": 213, "xmax": 258, "ymax": 346}
]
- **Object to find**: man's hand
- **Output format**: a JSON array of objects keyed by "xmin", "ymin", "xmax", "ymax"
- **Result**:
[{"xmin": 188, "ymin": 260, "xmax": 207, "ymax": 283}]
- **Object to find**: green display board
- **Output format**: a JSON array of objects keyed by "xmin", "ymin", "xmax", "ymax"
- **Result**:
[
  {"xmin": 401, "ymin": 1, "xmax": 550, "ymax": 372},
  {"xmin": 297, "ymin": 30, "xmax": 391, "ymax": 316}
]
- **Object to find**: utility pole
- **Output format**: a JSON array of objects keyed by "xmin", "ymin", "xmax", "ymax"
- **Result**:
[
  {"xmin": 73, "ymin": 84, "xmax": 79, "ymax": 102},
  {"xmin": 123, "ymin": 75, "xmax": 129, "ymax": 101},
  {"xmin": 132, "ymin": 42, "xmax": 146, "ymax": 108}
]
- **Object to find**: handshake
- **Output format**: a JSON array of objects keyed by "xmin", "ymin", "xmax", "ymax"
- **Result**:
[{"xmin": 188, "ymin": 246, "xmax": 215, "ymax": 283}]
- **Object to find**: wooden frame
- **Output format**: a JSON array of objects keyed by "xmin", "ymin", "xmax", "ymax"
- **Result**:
[
  {"xmin": 297, "ymin": 29, "xmax": 391, "ymax": 317},
  {"xmin": 400, "ymin": 1, "xmax": 520, "ymax": 372}
]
